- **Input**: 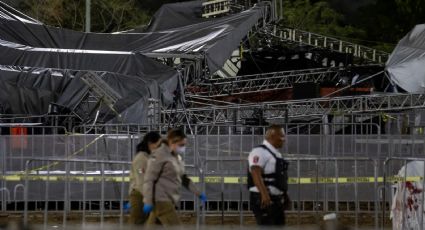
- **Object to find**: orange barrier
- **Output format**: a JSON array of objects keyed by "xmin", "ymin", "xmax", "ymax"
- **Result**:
[{"xmin": 10, "ymin": 126, "xmax": 28, "ymax": 149}]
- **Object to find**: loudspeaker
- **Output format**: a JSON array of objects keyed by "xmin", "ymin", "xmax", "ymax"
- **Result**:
[{"xmin": 293, "ymin": 83, "xmax": 319, "ymax": 99}]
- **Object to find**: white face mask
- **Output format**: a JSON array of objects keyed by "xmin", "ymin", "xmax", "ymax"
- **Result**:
[{"xmin": 175, "ymin": 146, "xmax": 186, "ymax": 154}]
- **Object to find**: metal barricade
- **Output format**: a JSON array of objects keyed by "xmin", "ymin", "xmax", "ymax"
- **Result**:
[
  {"xmin": 20, "ymin": 157, "xmax": 204, "ymax": 228},
  {"xmin": 201, "ymin": 156, "xmax": 381, "ymax": 228},
  {"xmin": 383, "ymin": 157, "xmax": 425, "ymax": 230},
  {"xmin": 23, "ymin": 158, "xmax": 130, "ymax": 228},
  {"xmin": 3, "ymin": 126, "xmax": 424, "ymax": 228}
]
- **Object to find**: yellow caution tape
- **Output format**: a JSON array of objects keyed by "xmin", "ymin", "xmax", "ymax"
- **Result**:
[{"xmin": 1, "ymin": 175, "xmax": 422, "ymax": 184}]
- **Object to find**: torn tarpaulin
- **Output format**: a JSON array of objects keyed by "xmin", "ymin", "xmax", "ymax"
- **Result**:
[
  {"xmin": 386, "ymin": 24, "xmax": 425, "ymax": 93},
  {"xmin": 143, "ymin": 0, "xmax": 206, "ymax": 32},
  {"xmin": 0, "ymin": 65, "xmax": 171, "ymax": 123},
  {"xmin": 0, "ymin": 38, "xmax": 179, "ymax": 106},
  {"xmin": 0, "ymin": 1, "xmax": 41, "ymax": 24},
  {"xmin": 0, "ymin": 1, "xmax": 267, "ymax": 73}
]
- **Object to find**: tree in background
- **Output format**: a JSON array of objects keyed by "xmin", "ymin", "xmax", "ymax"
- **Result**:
[
  {"xmin": 136, "ymin": 0, "xmax": 187, "ymax": 14},
  {"xmin": 281, "ymin": 0, "xmax": 366, "ymax": 44},
  {"xmin": 354, "ymin": 0, "xmax": 425, "ymax": 51},
  {"xmin": 280, "ymin": 0, "xmax": 425, "ymax": 52},
  {"xmin": 16, "ymin": 0, "xmax": 424, "ymax": 53},
  {"xmin": 19, "ymin": 0, "xmax": 151, "ymax": 32}
]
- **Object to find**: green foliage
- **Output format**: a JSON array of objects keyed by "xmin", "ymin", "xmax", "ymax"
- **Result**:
[
  {"xmin": 354, "ymin": 0, "xmax": 425, "ymax": 49},
  {"xmin": 135, "ymin": 0, "xmax": 187, "ymax": 14},
  {"xmin": 19, "ymin": 0, "xmax": 151, "ymax": 32},
  {"xmin": 16, "ymin": 0, "xmax": 425, "ymax": 53},
  {"xmin": 281, "ymin": 0, "xmax": 366, "ymax": 42}
]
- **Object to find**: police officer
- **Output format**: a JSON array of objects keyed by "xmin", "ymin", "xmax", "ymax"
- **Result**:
[
  {"xmin": 128, "ymin": 132, "xmax": 162, "ymax": 224},
  {"xmin": 247, "ymin": 124, "xmax": 290, "ymax": 225}
]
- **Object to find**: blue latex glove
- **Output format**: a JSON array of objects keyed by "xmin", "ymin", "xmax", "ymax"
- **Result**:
[
  {"xmin": 199, "ymin": 192, "xmax": 207, "ymax": 203},
  {"xmin": 123, "ymin": 202, "xmax": 131, "ymax": 214},
  {"xmin": 143, "ymin": 204, "xmax": 153, "ymax": 214}
]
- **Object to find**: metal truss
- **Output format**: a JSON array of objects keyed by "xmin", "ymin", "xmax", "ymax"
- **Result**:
[
  {"xmin": 194, "ymin": 67, "xmax": 344, "ymax": 97},
  {"xmin": 164, "ymin": 93, "xmax": 425, "ymax": 124},
  {"xmin": 267, "ymin": 27, "xmax": 390, "ymax": 64},
  {"xmin": 73, "ymin": 72, "xmax": 122, "ymax": 123},
  {"xmin": 80, "ymin": 72, "xmax": 121, "ymax": 112},
  {"xmin": 202, "ymin": 0, "xmax": 231, "ymax": 18}
]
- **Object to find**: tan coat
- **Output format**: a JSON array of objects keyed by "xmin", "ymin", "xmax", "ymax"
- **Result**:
[
  {"xmin": 129, "ymin": 151, "xmax": 149, "ymax": 194},
  {"xmin": 142, "ymin": 143, "xmax": 197, "ymax": 205}
]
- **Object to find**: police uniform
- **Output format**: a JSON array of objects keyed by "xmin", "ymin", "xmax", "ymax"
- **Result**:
[
  {"xmin": 143, "ymin": 143, "xmax": 199, "ymax": 226},
  {"xmin": 128, "ymin": 151, "xmax": 149, "ymax": 224},
  {"xmin": 248, "ymin": 140, "xmax": 288, "ymax": 225}
]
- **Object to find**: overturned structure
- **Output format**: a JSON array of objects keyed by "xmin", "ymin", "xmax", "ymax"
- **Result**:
[
  {"xmin": 0, "ymin": 1, "xmax": 271, "ymax": 125},
  {"xmin": 386, "ymin": 24, "xmax": 425, "ymax": 93}
]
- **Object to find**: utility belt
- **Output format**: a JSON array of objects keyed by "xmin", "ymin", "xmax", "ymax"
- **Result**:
[{"xmin": 247, "ymin": 145, "xmax": 289, "ymax": 192}]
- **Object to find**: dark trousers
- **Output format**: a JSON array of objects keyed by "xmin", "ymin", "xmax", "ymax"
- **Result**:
[
  {"xmin": 129, "ymin": 189, "xmax": 148, "ymax": 225},
  {"xmin": 250, "ymin": 192, "xmax": 286, "ymax": 226},
  {"xmin": 146, "ymin": 201, "xmax": 182, "ymax": 226}
]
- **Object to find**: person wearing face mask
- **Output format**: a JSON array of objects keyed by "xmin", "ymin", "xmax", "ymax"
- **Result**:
[
  {"xmin": 128, "ymin": 131, "xmax": 162, "ymax": 225},
  {"xmin": 247, "ymin": 124, "xmax": 290, "ymax": 226},
  {"xmin": 142, "ymin": 128, "xmax": 207, "ymax": 225}
]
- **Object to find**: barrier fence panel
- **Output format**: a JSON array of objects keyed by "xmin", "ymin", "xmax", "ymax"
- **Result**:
[
  {"xmin": 201, "ymin": 157, "xmax": 381, "ymax": 228},
  {"xmin": 383, "ymin": 157, "xmax": 425, "ymax": 230},
  {"xmin": 0, "ymin": 134, "xmax": 136, "ymax": 218},
  {"xmin": 22, "ymin": 158, "xmax": 131, "ymax": 228},
  {"xmin": 3, "ymin": 129, "xmax": 425, "ymax": 227}
]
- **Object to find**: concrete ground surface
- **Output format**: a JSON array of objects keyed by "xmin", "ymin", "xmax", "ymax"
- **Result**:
[{"xmin": 0, "ymin": 212, "xmax": 392, "ymax": 229}]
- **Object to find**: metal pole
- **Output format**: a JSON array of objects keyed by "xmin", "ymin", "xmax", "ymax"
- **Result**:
[
  {"xmin": 23, "ymin": 160, "xmax": 32, "ymax": 226},
  {"xmin": 63, "ymin": 161, "xmax": 69, "ymax": 228},
  {"xmin": 221, "ymin": 178, "xmax": 224, "ymax": 225},
  {"xmin": 43, "ymin": 164, "xmax": 50, "ymax": 229},
  {"xmin": 279, "ymin": 0, "xmax": 283, "ymax": 20},
  {"xmin": 201, "ymin": 165, "xmax": 206, "ymax": 225},
  {"xmin": 82, "ymin": 136, "xmax": 88, "ymax": 227},
  {"xmin": 239, "ymin": 130, "xmax": 243, "ymax": 226},
  {"xmin": 85, "ymin": 0, "xmax": 91, "ymax": 32},
  {"xmin": 297, "ymin": 159, "xmax": 301, "ymax": 225},
  {"xmin": 401, "ymin": 160, "xmax": 408, "ymax": 230},
  {"xmin": 421, "ymin": 158, "xmax": 425, "ymax": 230},
  {"xmin": 1, "ymin": 137, "xmax": 6, "ymax": 212},
  {"xmin": 100, "ymin": 163, "xmax": 105, "ymax": 227},
  {"xmin": 194, "ymin": 125, "xmax": 200, "ymax": 228},
  {"xmin": 315, "ymin": 159, "xmax": 319, "ymax": 220},
  {"xmin": 354, "ymin": 159, "xmax": 358, "ymax": 228},
  {"xmin": 374, "ymin": 160, "xmax": 379, "ymax": 229},
  {"xmin": 335, "ymin": 160, "xmax": 339, "ymax": 217},
  {"xmin": 119, "ymin": 164, "xmax": 125, "ymax": 227},
  {"xmin": 382, "ymin": 159, "xmax": 388, "ymax": 228}
]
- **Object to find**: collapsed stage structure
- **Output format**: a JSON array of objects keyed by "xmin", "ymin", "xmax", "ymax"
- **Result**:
[
  {"xmin": 1, "ymin": 2, "xmax": 425, "ymax": 227},
  {"xmin": 0, "ymin": 0, "xmax": 275, "ymax": 127},
  {"xmin": 0, "ymin": 0, "xmax": 424, "ymax": 134}
]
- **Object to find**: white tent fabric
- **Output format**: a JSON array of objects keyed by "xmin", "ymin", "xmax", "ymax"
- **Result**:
[{"xmin": 386, "ymin": 24, "xmax": 425, "ymax": 93}]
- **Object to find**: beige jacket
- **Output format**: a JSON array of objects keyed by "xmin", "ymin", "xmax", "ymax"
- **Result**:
[
  {"xmin": 142, "ymin": 143, "xmax": 198, "ymax": 205},
  {"xmin": 129, "ymin": 151, "xmax": 149, "ymax": 194}
]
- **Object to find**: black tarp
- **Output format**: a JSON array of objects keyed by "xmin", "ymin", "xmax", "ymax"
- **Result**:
[
  {"xmin": 0, "ymin": 38, "xmax": 179, "ymax": 108},
  {"xmin": 0, "ymin": 39, "xmax": 177, "ymax": 83},
  {"xmin": 0, "ymin": 0, "xmax": 267, "ymax": 122},
  {"xmin": 144, "ymin": 1, "xmax": 206, "ymax": 32},
  {"xmin": 0, "ymin": 2, "xmax": 180, "ymax": 123},
  {"xmin": 0, "ymin": 1, "xmax": 41, "ymax": 24},
  {"xmin": 0, "ymin": 65, "xmax": 164, "ymax": 123},
  {"xmin": 0, "ymin": 1, "xmax": 266, "ymax": 72}
]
